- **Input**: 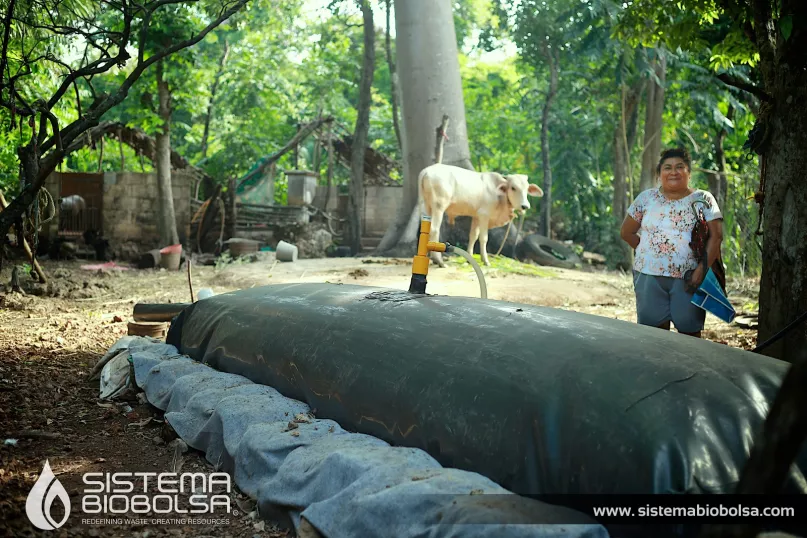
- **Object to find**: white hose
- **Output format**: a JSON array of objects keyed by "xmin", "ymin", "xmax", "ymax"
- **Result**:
[{"xmin": 448, "ymin": 245, "xmax": 487, "ymax": 299}]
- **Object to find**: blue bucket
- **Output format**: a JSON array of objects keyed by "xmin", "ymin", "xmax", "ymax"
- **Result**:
[{"xmin": 691, "ymin": 268, "xmax": 736, "ymax": 323}]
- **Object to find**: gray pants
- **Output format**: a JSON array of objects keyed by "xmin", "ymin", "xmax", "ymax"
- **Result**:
[{"xmin": 633, "ymin": 271, "xmax": 706, "ymax": 333}]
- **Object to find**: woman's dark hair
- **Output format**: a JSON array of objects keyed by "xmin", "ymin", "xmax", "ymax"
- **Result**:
[{"xmin": 656, "ymin": 147, "xmax": 691, "ymax": 176}]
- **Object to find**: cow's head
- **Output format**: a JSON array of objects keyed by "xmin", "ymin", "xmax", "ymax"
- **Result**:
[{"xmin": 497, "ymin": 174, "xmax": 543, "ymax": 211}]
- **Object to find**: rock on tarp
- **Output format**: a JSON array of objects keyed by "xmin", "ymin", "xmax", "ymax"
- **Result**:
[{"xmin": 165, "ymin": 283, "xmax": 807, "ymax": 498}]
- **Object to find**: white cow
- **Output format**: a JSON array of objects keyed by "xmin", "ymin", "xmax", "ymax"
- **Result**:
[
  {"xmin": 418, "ymin": 163, "xmax": 544, "ymax": 267},
  {"xmin": 59, "ymin": 194, "xmax": 86, "ymax": 231},
  {"xmin": 60, "ymin": 194, "xmax": 86, "ymax": 215}
]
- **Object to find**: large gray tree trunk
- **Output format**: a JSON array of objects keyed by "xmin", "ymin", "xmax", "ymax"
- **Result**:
[
  {"xmin": 638, "ymin": 50, "xmax": 666, "ymax": 192},
  {"xmin": 348, "ymin": 0, "xmax": 375, "ymax": 255},
  {"xmin": 155, "ymin": 61, "xmax": 179, "ymax": 247},
  {"xmin": 375, "ymin": 0, "xmax": 473, "ymax": 255}
]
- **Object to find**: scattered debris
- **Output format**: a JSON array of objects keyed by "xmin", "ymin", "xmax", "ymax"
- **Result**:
[
  {"xmin": 734, "ymin": 314, "xmax": 759, "ymax": 329},
  {"xmin": 282, "ymin": 421, "xmax": 299, "ymax": 432},
  {"xmin": 348, "ymin": 268, "xmax": 369, "ymax": 279},
  {"xmin": 80, "ymin": 261, "xmax": 130, "ymax": 271},
  {"xmin": 12, "ymin": 430, "xmax": 61, "ymax": 440}
]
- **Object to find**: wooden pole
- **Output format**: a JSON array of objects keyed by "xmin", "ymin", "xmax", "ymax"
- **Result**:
[
  {"xmin": 434, "ymin": 114, "xmax": 450, "ymax": 164},
  {"xmin": 0, "ymin": 191, "xmax": 48, "ymax": 284}
]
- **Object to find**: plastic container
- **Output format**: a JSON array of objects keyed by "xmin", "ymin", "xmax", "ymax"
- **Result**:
[
  {"xmin": 159, "ymin": 244, "xmax": 182, "ymax": 271},
  {"xmin": 276, "ymin": 240, "xmax": 298, "ymax": 262}
]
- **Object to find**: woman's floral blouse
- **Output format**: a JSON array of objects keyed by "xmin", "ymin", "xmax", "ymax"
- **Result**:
[{"xmin": 627, "ymin": 187, "xmax": 722, "ymax": 278}]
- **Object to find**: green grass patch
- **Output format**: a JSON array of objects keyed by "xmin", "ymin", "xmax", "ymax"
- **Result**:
[{"xmin": 446, "ymin": 253, "xmax": 558, "ymax": 278}]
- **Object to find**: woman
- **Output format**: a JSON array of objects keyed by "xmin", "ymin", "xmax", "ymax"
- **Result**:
[{"xmin": 620, "ymin": 147, "xmax": 724, "ymax": 338}]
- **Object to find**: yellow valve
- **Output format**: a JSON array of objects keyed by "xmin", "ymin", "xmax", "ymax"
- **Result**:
[{"xmin": 409, "ymin": 216, "xmax": 449, "ymax": 294}]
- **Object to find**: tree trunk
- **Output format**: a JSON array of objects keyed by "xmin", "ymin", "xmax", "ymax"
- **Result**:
[
  {"xmin": 539, "ymin": 50, "xmax": 559, "ymax": 238},
  {"xmin": 613, "ymin": 81, "xmax": 644, "ymax": 223},
  {"xmin": 200, "ymin": 40, "xmax": 229, "ymax": 161},
  {"xmin": 757, "ymin": 87, "xmax": 807, "ymax": 362},
  {"xmin": 384, "ymin": 0, "xmax": 402, "ymax": 153},
  {"xmin": 375, "ymin": 0, "xmax": 473, "ymax": 254},
  {"xmin": 707, "ymin": 105, "xmax": 733, "ymax": 210},
  {"xmin": 613, "ymin": 80, "xmax": 644, "ymax": 270},
  {"xmin": 638, "ymin": 49, "xmax": 667, "ymax": 192},
  {"xmin": 155, "ymin": 61, "xmax": 179, "ymax": 247},
  {"xmin": 348, "ymin": 0, "xmax": 375, "ymax": 255},
  {"xmin": 613, "ymin": 126, "xmax": 627, "ymax": 224},
  {"xmin": 225, "ymin": 177, "xmax": 236, "ymax": 242}
]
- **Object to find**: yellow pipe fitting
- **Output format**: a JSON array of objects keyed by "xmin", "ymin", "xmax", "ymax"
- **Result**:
[{"xmin": 409, "ymin": 216, "xmax": 450, "ymax": 294}]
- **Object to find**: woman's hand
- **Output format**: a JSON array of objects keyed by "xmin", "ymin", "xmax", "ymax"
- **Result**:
[{"xmin": 687, "ymin": 263, "xmax": 706, "ymax": 289}]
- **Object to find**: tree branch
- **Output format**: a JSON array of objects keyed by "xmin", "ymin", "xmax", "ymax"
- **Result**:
[
  {"xmin": 236, "ymin": 116, "xmax": 335, "ymax": 189},
  {"xmin": 41, "ymin": 0, "xmax": 249, "ymax": 163},
  {"xmin": 0, "ymin": 0, "xmax": 16, "ymax": 90},
  {"xmin": 43, "ymin": 108, "xmax": 61, "ymax": 152},
  {"xmin": 716, "ymin": 73, "xmax": 771, "ymax": 102},
  {"xmin": 0, "ymin": 0, "xmax": 250, "ymax": 248}
]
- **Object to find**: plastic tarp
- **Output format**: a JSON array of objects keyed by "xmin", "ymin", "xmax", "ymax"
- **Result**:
[
  {"xmin": 116, "ymin": 335, "xmax": 609, "ymax": 538},
  {"xmin": 164, "ymin": 283, "xmax": 807, "ymax": 499}
]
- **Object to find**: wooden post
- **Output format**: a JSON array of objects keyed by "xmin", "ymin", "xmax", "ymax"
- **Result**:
[
  {"xmin": 293, "ymin": 122, "xmax": 301, "ymax": 169},
  {"xmin": 434, "ymin": 114, "xmax": 450, "ymax": 164},
  {"xmin": 97, "ymin": 136, "xmax": 105, "ymax": 172},
  {"xmin": 118, "ymin": 128, "xmax": 125, "ymax": 171},
  {"xmin": 0, "ymin": 191, "xmax": 48, "ymax": 284},
  {"xmin": 322, "ymin": 125, "xmax": 335, "ymax": 219},
  {"xmin": 225, "ymin": 177, "xmax": 236, "ymax": 242}
]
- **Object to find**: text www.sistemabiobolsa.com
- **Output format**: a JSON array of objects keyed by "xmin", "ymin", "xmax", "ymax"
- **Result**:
[{"xmin": 593, "ymin": 504, "xmax": 795, "ymax": 519}]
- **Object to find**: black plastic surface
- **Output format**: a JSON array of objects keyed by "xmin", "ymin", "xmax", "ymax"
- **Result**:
[{"xmin": 166, "ymin": 282, "xmax": 807, "ymax": 497}]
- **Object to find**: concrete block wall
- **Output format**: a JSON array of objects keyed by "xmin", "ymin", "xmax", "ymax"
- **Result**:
[
  {"xmin": 312, "ymin": 185, "xmax": 402, "ymax": 237},
  {"xmin": 102, "ymin": 170, "xmax": 193, "ymax": 247},
  {"xmin": 43, "ymin": 170, "xmax": 193, "ymax": 250}
]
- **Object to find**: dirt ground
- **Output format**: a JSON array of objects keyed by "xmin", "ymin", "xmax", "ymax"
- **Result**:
[{"xmin": 0, "ymin": 251, "xmax": 760, "ymax": 537}]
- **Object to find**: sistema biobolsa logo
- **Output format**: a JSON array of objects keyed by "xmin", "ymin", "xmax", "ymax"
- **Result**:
[
  {"xmin": 26, "ymin": 460, "xmax": 72, "ymax": 531},
  {"xmin": 81, "ymin": 471, "xmax": 233, "ymax": 516},
  {"xmin": 26, "ymin": 460, "xmax": 233, "ymax": 528}
]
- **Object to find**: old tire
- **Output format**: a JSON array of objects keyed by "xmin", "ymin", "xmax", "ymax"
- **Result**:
[
  {"xmin": 473, "ymin": 222, "xmax": 522, "ymax": 259},
  {"xmin": 517, "ymin": 234, "xmax": 582, "ymax": 270}
]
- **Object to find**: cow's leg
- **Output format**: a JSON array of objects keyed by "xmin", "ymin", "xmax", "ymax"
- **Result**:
[
  {"xmin": 468, "ymin": 217, "xmax": 480, "ymax": 258},
  {"xmin": 477, "ymin": 216, "xmax": 492, "ymax": 266},
  {"xmin": 429, "ymin": 206, "xmax": 446, "ymax": 268}
]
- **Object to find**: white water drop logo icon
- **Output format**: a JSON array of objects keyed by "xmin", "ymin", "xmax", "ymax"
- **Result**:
[{"xmin": 25, "ymin": 460, "xmax": 71, "ymax": 530}]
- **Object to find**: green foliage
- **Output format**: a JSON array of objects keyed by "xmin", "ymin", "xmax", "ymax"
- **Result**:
[
  {"xmin": 0, "ymin": 0, "xmax": 764, "ymax": 280},
  {"xmin": 446, "ymin": 251, "xmax": 558, "ymax": 278}
]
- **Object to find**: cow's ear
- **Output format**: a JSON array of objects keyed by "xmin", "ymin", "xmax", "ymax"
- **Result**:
[
  {"xmin": 528, "ymin": 184, "xmax": 544, "ymax": 197},
  {"xmin": 497, "ymin": 183, "xmax": 508, "ymax": 195}
]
